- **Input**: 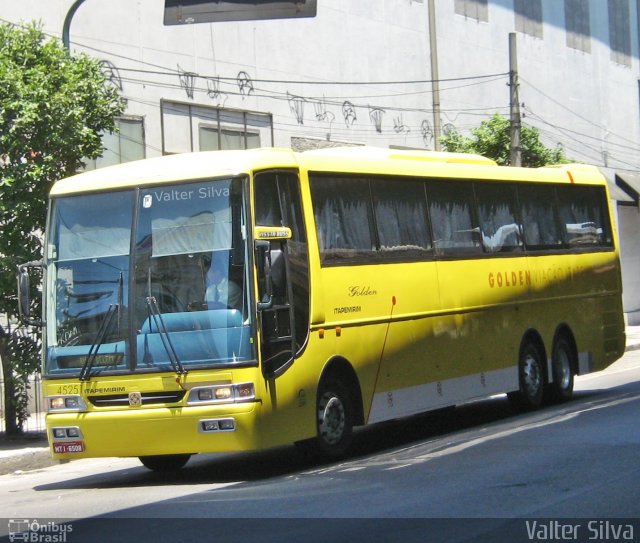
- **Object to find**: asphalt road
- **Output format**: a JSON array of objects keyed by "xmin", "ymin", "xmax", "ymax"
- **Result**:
[{"xmin": 2, "ymin": 350, "xmax": 640, "ymax": 543}]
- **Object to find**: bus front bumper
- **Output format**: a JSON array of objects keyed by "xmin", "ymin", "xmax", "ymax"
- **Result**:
[{"xmin": 46, "ymin": 402, "xmax": 261, "ymax": 460}]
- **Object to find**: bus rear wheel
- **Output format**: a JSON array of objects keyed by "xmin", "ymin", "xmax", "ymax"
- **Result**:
[
  {"xmin": 547, "ymin": 336, "xmax": 575, "ymax": 403},
  {"xmin": 510, "ymin": 340, "xmax": 545, "ymax": 411},
  {"xmin": 139, "ymin": 454, "xmax": 191, "ymax": 472}
]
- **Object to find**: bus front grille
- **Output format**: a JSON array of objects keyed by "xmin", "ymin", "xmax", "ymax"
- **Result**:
[{"xmin": 88, "ymin": 391, "xmax": 187, "ymax": 407}]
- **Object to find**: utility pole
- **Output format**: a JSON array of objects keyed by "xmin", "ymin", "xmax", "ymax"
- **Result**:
[
  {"xmin": 509, "ymin": 32, "xmax": 522, "ymax": 166},
  {"xmin": 428, "ymin": 0, "xmax": 442, "ymax": 151}
]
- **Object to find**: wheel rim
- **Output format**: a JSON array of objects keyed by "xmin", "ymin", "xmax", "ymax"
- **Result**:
[
  {"xmin": 318, "ymin": 392, "xmax": 345, "ymax": 445},
  {"xmin": 556, "ymin": 347, "xmax": 572, "ymax": 390},
  {"xmin": 523, "ymin": 352, "xmax": 542, "ymax": 399}
]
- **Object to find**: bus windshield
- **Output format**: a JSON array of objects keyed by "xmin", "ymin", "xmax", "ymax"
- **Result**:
[{"xmin": 45, "ymin": 177, "xmax": 254, "ymax": 378}]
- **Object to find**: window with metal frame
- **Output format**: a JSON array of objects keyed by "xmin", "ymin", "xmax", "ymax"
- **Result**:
[
  {"xmin": 565, "ymin": 0, "xmax": 591, "ymax": 53},
  {"xmin": 454, "ymin": 0, "xmax": 488, "ymax": 22},
  {"xmin": 160, "ymin": 100, "xmax": 272, "ymax": 154},
  {"xmin": 83, "ymin": 117, "xmax": 145, "ymax": 170},
  {"xmin": 514, "ymin": 0, "xmax": 543, "ymax": 38},
  {"xmin": 608, "ymin": 0, "xmax": 631, "ymax": 67}
]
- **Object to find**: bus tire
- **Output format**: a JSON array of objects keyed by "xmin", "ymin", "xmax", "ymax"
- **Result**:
[
  {"xmin": 139, "ymin": 454, "xmax": 191, "ymax": 472},
  {"xmin": 510, "ymin": 339, "xmax": 545, "ymax": 411},
  {"xmin": 548, "ymin": 335, "xmax": 575, "ymax": 403},
  {"xmin": 314, "ymin": 378, "xmax": 354, "ymax": 459}
]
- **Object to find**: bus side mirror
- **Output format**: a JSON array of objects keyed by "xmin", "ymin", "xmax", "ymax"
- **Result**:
[
  {"xmin": 256, "ymin": 240, "xmax": 288, "ymax": 312},
  {"xmin": 255, "ymin": 240, "xmax": 274, "ymax": 311},
  {"xmin": 255, "ymin": 226, "xmax": 291, "ymax": 311},
  {"xmin": 16, "ymin": 261, "xmax": 45, "ymax": 327}
]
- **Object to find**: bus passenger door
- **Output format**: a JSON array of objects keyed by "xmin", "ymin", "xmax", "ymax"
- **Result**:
[
  {"xmin": 256, "ymin": 239, "xmax": 294, "ymax": 376},
  {"xmin": 253, "ymin": 170, "xmax": 312, "ymax": 444}
]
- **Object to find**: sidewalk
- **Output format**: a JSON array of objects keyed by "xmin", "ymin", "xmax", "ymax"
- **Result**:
[
  {"xmin": 0, "ymin": 436, "xmax": 53, "ymax": 475},
  {"xmin": 1, "ymin": 326, "xmax": 640, "ymax": 475},
  {"xmin": 625, "ymin": 325, "xmax": 640, "ymax": 352}
]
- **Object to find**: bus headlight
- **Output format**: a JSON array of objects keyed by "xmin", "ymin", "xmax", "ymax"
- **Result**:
[
  {"xmin": 187, "ymin": 383, "xmax": 255, "ymax": 405},
  {"xmin": 47, "ymin": 395, "xmax": 88, "ymax": 412}
]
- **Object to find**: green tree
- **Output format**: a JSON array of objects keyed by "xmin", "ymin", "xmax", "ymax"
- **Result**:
[
  {"xmin": 0, "ymin": 22, "xmax": 125, "ymax": 435},
  {"xmin": 442, "ymin": 113, "xmax": 568, "ymax": 167}
]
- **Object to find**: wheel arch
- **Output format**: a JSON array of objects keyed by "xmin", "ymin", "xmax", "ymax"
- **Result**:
[{"xmin": 318, "ymin": 356, "xmax": 365, "ymax": 427}]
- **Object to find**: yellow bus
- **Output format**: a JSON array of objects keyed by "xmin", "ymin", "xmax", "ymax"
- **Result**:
[{"xmin": 18, "ymin": 147, "xmax": 625, "ymax": 471}]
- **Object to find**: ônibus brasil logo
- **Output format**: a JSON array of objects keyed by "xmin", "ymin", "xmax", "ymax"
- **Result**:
[{"xmin": 8, "ymin": 519, "xmax": 73, "ymax": 542}]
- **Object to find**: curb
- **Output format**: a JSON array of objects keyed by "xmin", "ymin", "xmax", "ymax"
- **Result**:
[{"xmin": 0, "ymin": 447, "xmax": 56, "ymax": 476}]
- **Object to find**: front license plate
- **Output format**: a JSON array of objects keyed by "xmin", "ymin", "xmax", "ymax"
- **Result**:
[{"xmin": 53, "ymin": 441, "xmax": 85, "ymax": 454}]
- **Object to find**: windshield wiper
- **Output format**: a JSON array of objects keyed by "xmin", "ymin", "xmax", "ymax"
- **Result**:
[
  {"xmin": 146, "ymin": 296, "xmax": 187, "ymax": 376},
  {"xmin": 79, "ymin": 303, "xmax": 119, "ymax": 381},
  {"xmin": 79, "ymin": 272, "xmax": 124, "ymax": 381}
]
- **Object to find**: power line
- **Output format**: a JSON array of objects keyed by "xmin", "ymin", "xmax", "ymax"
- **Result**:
[
  {"xmin": 114, "ymin": 65, "xmax": 510, "ymax": 88},
  {"xmin": 117, "ymin": 71, "xmax": 507, "ymax": 116},
  {"xmin": 530, "ymin": 122, "xmax": 640, "ymax": 171},
  {"xmin": 521, "ymin": 76, "xmax": 640, "ymax": 151},
  {"xmin": 0, "ymin": 15, "xmax": 510, "ymax": 147},
  {"xmin": 524, "ymin": 108, "xmax": 640, "ymax": 170},
  {"xmin": 525, "ymin": 108, "xmax": 640, "ymax": 155}
]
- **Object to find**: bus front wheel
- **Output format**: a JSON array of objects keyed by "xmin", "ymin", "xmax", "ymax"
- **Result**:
[
  {"xmin": 314, "ymin": 378, "xmax": 354, "ymax": 459},
  {"xmin": 139, "ymin": 454, "xmax": 191, "ymax": 472}
]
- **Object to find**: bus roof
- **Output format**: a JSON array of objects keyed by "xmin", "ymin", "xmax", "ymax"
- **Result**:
[
  {"xmin": 50, "ymin": 147, "xmax": 605, "ymax": 196},
  {"xmin": 50, "ymin": 148, "xmax": 299, "ymax": 195}
]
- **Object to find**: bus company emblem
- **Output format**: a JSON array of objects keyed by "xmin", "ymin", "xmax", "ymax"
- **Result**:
[
  {"xmin": 128, "ymin": 392, "xmax": 142, "ymax": 407},
  {"xmin": 348, "ymin": 285, "xmax": 377, "ymax": 297}
]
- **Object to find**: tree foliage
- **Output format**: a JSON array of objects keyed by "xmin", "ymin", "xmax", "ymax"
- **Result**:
[
  {"xmin": 0, "ymin": 22, "xmax": 125, "ymax": 433},
  {"xmin": 441, "ymin": 113, "xmax": 568, "ymax": 167}
]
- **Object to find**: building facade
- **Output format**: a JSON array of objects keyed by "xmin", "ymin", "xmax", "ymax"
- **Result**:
[{"xmin": 2, "ymin": 0, "xmax": 640, "ymax": 322}]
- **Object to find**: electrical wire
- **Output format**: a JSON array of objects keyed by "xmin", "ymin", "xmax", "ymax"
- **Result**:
[{"xmin": 8, "ymin": 15, "xmax": 639, "ymax": 169}]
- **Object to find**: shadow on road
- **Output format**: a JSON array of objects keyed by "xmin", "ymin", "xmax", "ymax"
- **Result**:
[{"xmin": 32, "ymin": 382, "xmax": 636, "ymax": 492}]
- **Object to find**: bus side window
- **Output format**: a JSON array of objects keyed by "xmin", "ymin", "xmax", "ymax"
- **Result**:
[
  {"xmin": 310, "ymin": 176, "xmax": 376, "ymax": 263},
  {"xmin": 475, "ymin": 183, "xmax": 523, "ymax": 253},
  {"xmin": 428, "ymin": 181, "xmax": 482, "ymax": 256},
  {"xmin": 370, "ymin": 178, "xmax": 432, "ymax": 259},
  {"xmin": 518, "ymin": 184, "xmax": 563, "ymax": 250},
  {"xmin": 255, "ymin": 176, "xmax": 283, "ymax": 226},
  {"xmin": 556, "ymin": 185, "xmax": 613, "ymax": 248}
]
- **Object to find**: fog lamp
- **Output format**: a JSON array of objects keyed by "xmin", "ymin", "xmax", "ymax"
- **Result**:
[
  {"xmin": 201, "ymin": 420, "xmax": 219, "ymax": 432},
  {"xmin": 219, "ymin": 419, "xmax": 235, "ymax": 431}
]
